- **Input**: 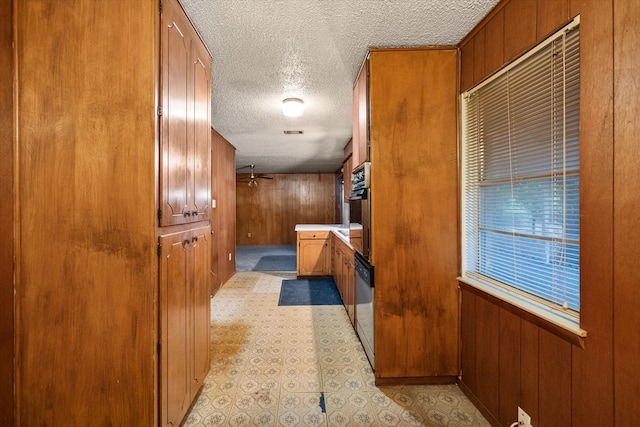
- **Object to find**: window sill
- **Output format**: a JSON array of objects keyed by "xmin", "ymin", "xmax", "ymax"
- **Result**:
[{"xmin": 458, "ymin": 276, "xmax": 587, "ymax": 349}]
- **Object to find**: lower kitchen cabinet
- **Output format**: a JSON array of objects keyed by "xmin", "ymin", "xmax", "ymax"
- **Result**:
[
  {"xmin": 332, "ymin": 233, "xmax": 355, "ymax": 326},
  {"xmin": 297, "ymin": 230, "xmax": 331, "ymax": 276},
  {"xmin": 159, "ymin": 225, "xmax": 211, "ymax": 427}
]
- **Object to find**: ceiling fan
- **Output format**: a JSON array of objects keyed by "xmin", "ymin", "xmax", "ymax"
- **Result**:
[{"xmin": 236, "ymin": 164, "xmax": 273, "ymax": 187}]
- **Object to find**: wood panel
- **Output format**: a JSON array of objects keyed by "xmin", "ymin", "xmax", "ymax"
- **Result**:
[
  {"xmin": 613, "ymin": 0, "xmax": 640, "ymax": 423},
  {"xmin": 538, "ymin": 330, "xmax": 572, "ymax": 426},
  {"xmin": 519, "ymin": 320, "xmax": 539, "ymax": 422},
  {"xmin": 484, "ymin": 9, "xmax": 505, "ymax": 75},
  {"xmin": 458, "ymin": 1, "xmax": 624, "ymax": 426},
  {"xmin": 460, "ymin": 291, "xmax": 477, "ymax": 394},
  {"xmin": 211, "ymin": 129, "xmax": 236, "ymax": 293},
  {"xmin": 498, "ymin": 310, "xmax": 520, "ymax": 426},
  {"xmin": 474, "ymin": 297, "xmax": 500, "ymax": 418},
  {"xmin": 570, "ymin": 0, "xmax": 615, "ymax": 426},
  {"xmin": 369, "ymin": 49, "xmax": 459, "ymax": 381},
  {"xmin": 537, "ymin": 0, "xmax": 569, "ymax": 41},
  {"xmin": 473, "ymin": 27, "xmax": 486, "ymax": 85},
  {"xmin": 504, "ymin": 0, "xmax": 537, "ymax": 62},
  {"xmin": 15, "ymin": 1, "xmax": 157, "ymax": 424},
  {"xmin": 0, "ymin": 0, "xmax": 14, "ymax": 423},
  {"xmin": 236, "ymin": 173, "xmax": 335, "ymax": 245},
  {"xmin": 460, "ymin": 40, "xmax": 474, "ymax": 92}
]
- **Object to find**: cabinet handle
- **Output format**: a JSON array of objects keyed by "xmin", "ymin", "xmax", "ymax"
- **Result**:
[
  {"xmin": 192, "ymin": 210, "xmax": 199, "ymax": 216},
  {"xmin": 184, "ymin": 211, "xmax": 191, "ymax": 217},
  {"xmin": 183, "ymin": 239, "xmax": 191, "ymax": 246},
  {"xmin": 192, "ymin": 236, "xmax": 199, "ymax": 243}
]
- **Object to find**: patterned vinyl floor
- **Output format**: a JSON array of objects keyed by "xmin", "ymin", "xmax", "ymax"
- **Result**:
[{"xmin": 182, "ymin": 272, "xmax": 491, "ymax": 427}]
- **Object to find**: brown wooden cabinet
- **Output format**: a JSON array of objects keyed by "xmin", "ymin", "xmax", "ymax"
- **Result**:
[
  {"xmin": 158, "ymin": 1, "xmax": 212, "ymax": 425},
  {"xmin": 159, "ymin": 226, "xmax": 211, "ymax": 427},
  {"xmin": 332, "ymin": 233, "xmax": 355, "ymax": 326},
  {"xmin": 297, "ymin": 230, "xmax": 331, "ymax": 276},
  {"xmin": 351, "ymin": 58, "xmax": 369, "ymax": 171},
  {"xmin": 160, "ymin": 0, "xmax": 211, "ymax": 227},
  {"xmin": 361, "ymin": 49, "xmax": 459, "ymax": 384}
]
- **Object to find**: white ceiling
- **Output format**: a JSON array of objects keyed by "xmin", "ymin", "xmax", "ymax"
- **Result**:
[{"xmin": 180, "ymin": 0, "xmax": 499, "ymax": 174}]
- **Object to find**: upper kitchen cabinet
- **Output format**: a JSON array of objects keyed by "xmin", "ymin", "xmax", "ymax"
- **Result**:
[
  {"xmin": 160, "ymin": 0, "xmax": 212, "ymax": 227},
  {"xmin": 366, "ymin": 49, "xmax": 459, "ymax": 384},
  {"xmin": 351, "ymin": 57, "xmax": 369, "ymax": 170}
]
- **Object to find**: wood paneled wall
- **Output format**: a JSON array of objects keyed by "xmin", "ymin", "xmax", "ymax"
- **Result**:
[
  {"xmin": 236, "ymin": 173, "xmax": 335, "ymax": 245},
  {"xmin": 0, "ymin": 0, "xmax": 14, "ymax": 423},
  {"xmin": 210, "ymin": 129, "xmax": 236, "ymax": 294},
  {"xmin": 458, "ymin": 0, "xmax": 640, "ymax": 426}
]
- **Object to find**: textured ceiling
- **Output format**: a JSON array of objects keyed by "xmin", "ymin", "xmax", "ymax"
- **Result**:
[{"xmin": 180, "ymin": 0, "xmax": 500, "ymax": 174}]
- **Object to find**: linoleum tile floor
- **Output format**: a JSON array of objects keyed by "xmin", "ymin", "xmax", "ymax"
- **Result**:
[{"xmin": 182, "ymin": 272, "xmax": 490, "ymax": 427}]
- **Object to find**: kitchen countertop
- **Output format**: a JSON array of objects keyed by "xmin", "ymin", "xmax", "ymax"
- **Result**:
[{"xmin": 295, "ymin": 224, "xmax": 352, "ymax": 246}]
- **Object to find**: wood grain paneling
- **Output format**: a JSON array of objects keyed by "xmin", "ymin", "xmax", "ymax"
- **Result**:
[
  {"xmin": 236, "ymin": 173, "xmax": 335, "ymax": 245},
  {"xmin": 458, "ymin": 1, "xmax": 626, "ymax": 426},
  {"xmin": 537, "ymin": 0, "xmax": 569, "ymax": 40},
  {"xmin": 484, "ymin": 9, "xmax": 505, "ymax": 75},
  {"xmin": 498, "ymin": 310, "xmax": 520, "ymax": 426},
  {"xmin": 211, "ymin": 129, "xmax": 236, "ymax": 293},
  {"xmin": 0, "ymin": 0, "xmax": 14, "ymax": 423},
  {"xmin": 504, "ymin": 0, "xmax": 537, "ymax": 62},
  {"xmin": 15, "ymin": 1, "xmax": 157, "ymax": 424},
  {"xmin": 538, "ymin": 330, "xmax": 572, "ymax": 426},
  {"xmin": 473, "ymin": 27, "xmax": 486, "ymax": 85},
  {"xmin": 460, "ymin": 41, "xmax": 474, "ymax": 92},
  {"xmin": 519, "ymin": 320, "xmax": 539, "ymax": 422},
  {"xmin": 570, "ymin": 0, "xmax": 615, "ymax": 426},
  {"xmin": 613, "ymin": 0, "xmax": 640, "ymax": 423},
  {"xmin": 461, "ymin": 291, "xmax": 477, "ymax": 394},
  {"xmin": 474, "ymin": 297, "xmax": 500, "ymax": 417}
]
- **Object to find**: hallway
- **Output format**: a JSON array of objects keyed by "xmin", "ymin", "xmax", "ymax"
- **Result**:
[{"xmin": 183, "ymin": 271, "xmax": 490, "ymax": 426}]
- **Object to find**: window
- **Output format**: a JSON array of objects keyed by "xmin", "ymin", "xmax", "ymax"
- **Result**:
[{"xmin": 461, "ymin": 18, "xmax": 581, "ymax": 330}]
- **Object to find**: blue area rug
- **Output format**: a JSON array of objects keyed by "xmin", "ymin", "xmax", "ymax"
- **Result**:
[{"xmin": 278, "ymin": 279, "xmax": 342, "ymax": 306}]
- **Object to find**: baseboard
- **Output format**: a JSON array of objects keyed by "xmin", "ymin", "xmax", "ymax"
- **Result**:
[
  {"xmin": 374, "ymin": 375, "xmax": 457, "ymax": 387},
  {"xmin": 457, "ymin": 380, "xmax": 502, "ymax": 427}
]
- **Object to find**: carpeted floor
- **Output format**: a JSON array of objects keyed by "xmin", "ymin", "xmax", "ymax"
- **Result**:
[{"xmin": 236, "ymin": 245, "xmax": 296, "ymax": 272}]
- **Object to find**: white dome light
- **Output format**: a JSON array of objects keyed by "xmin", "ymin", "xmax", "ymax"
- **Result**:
[{"xmin": 282, "ymin": 98, "xmax": 304, "ymax": 117}]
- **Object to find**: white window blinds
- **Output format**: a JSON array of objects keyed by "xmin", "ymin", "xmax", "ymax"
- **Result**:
[{"xmin": 462, "ymin": 19, "xmax": 580, "ymax": 320}]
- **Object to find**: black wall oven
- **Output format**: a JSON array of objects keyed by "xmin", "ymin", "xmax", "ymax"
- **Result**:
[{"xmin": 349, "ymin": 162, "xmax": 371, "ymax": 260}]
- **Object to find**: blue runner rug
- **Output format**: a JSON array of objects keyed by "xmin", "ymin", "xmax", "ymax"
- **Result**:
[{"xmin": 278, "ymin": 278, "xmax": 342, "ymax": 306}]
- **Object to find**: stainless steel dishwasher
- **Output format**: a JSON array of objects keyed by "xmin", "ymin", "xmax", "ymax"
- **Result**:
[{"xmin": 354, "ymin": 250, "xmax": 374, "ymax": 369}]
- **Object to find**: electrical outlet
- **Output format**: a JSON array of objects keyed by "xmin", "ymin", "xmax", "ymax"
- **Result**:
[
  {"xmin": 518, "ymin": 407, "xmax": 532, "ymax": 427},
  {"xmin": 248, "ymin": 232, "xmax": 252, "ymax": 238}
]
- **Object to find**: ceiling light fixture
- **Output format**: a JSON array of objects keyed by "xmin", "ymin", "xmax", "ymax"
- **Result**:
[{"xmin": 282, "ymin": 98, "xmax": 304, "ymax": 117}]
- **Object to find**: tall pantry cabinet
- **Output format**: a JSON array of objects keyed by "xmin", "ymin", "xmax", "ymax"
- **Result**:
[
  {"xmin": 10, "ymin": 0, "xmax": 211, "ymax": 425},
  {"xmin": 353, "ymin": 49, "xmax": 459, "ymax": 384}
]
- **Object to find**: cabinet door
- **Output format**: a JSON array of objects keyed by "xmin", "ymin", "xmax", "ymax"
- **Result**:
[
  {"xmin": 345, "ymin": 251, "xmax": 355, "ymax": 326},
  {"xmin": 160, "ymin": 0, "xmax": 191, "ymax": 226},
  {"xmin": 298, "ymin": 238, "xmax": 330, "ymax": 276},
  {"xmin": 190, "ymin": 226, "xmax": 211, "ymax": 398},
  {"xmin": 189, "ymin": 39, "xmax": 211, "ymax": 221},
  {"xmin": 352, "ymin": 59, "xmax": 369, "ymax": 170},
  {"xmin": 160, "ymin": 233, "xmax": 190, "ymax": 427}
]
